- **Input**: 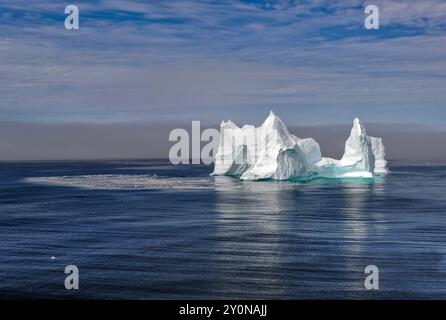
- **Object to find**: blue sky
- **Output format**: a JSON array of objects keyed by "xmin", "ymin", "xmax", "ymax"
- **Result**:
[{"xmin": 1, "ymin": 0, "xmax": 446, "ymax": 125}]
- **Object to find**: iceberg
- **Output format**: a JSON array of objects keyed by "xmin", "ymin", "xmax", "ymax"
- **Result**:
[{"xmin": 212, "ymin": 111, "xmax": 389, "ymax": 180}]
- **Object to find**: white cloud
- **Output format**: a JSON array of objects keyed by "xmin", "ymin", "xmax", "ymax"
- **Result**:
[{"xmin": 0, "ymin": 0, "xmax": 445, "ymax": 124}]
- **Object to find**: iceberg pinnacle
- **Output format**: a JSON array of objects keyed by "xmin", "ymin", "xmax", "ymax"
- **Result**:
[
  {"xmin": 339, "ymin": 117, "xmax": 375, "ymax": 172},
  {"xmin": 212, "ymin": 112, "xmax": 389, "ymax": 180}
]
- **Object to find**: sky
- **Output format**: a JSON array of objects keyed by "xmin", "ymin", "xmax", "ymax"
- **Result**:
[
  {"xmin": 0, "ymin": 0, "xmax": 446, "ymax": 160},
  {"xmin": 2, "ymin": 121, "xmax": 446, "ymax": 162}
]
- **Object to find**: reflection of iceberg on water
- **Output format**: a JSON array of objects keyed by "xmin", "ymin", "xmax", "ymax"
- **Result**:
[{"xmin": 212, "ymin": 111, "xmax": 389, "ymax": 181}]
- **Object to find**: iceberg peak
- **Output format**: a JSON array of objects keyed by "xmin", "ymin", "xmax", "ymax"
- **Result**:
[
  {"xmin": 221, "ymin": 119, "xmax": 238, "ymax": 129},
  {"xmin": 352, "ymin": 117, "xmax": 366, "ymax": 138},
  {"xmin": 339, "ymin": 117, "xmax": 375, "ymax": 172},
  {"xmin": 262, "ymin": 110, "xmax": 283, "ymax": 127},
  {"xmin": 212, "ymin": 111, "xmax": 389, "ymax": 180}
]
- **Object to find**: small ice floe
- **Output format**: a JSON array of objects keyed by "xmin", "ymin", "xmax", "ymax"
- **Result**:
[{"xmin": 25, "ymin": 175, "xmax": 214, "ymax": 191}]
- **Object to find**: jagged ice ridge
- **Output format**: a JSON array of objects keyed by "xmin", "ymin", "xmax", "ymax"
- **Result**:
[{"xmin": 212, "ymin": 111, "xmax": 389, "ymax": 180}]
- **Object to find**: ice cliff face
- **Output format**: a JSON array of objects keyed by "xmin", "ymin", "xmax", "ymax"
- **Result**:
[{"xmin": 212, "ymin": 112, "xmax": 389, "ymax": 180}]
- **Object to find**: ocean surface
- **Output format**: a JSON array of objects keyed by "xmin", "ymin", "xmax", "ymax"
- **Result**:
[{"xmin": 0, "ymin": 160, "xmax": 445, "ymax": 299}]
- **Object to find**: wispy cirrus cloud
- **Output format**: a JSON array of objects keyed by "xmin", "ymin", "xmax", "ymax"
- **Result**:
[{"xmin": 0, "ymin": 0, "xmax": 445, "ymax": 124}]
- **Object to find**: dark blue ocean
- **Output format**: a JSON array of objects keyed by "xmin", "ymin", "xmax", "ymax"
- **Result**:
[{"xmin": 0, "ymin": 161, "xmax": 445, "ymax": 299}]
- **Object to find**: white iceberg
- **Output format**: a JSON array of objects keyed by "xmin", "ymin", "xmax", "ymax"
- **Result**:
[{"xmin": 212, "ymin": 111, "xmax": 389, "ymax": 180}]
